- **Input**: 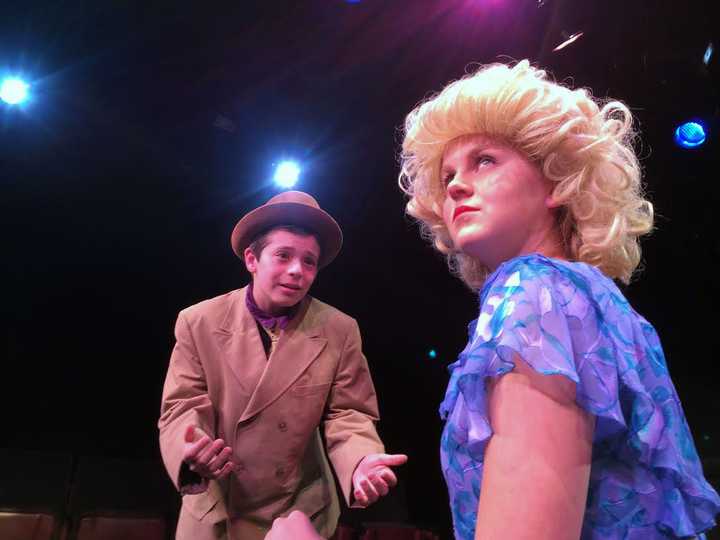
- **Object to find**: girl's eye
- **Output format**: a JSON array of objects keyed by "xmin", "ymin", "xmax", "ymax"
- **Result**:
[
  {"xmin": 442, "ymin": 172, "xmax": 454, "ymax": 186},
  {"xmin": 277, "ymin": 252, "xmax": 290, "ymax": 260},
  {"xmin": 476, "ymin": 155, "xmax": 495, "ymax": 167},
  {"xmin": 304, "ymin": 259, "xmax": 317, "ymax": 268}
]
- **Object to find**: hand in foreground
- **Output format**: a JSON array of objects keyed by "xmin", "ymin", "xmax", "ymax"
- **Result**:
[
  {"xmin": 182, "ymin": 425, "xmax": 235, "ymax": 481},
  {"xmin": 265, "ymin": 510, "xmax": 323, "ymax": 540},
  {"xmin": 351, "ymin": 453, "xmax": 408, "ymax": 508}
]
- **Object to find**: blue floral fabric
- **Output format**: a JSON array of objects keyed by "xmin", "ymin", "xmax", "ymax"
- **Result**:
[{"xmin": 439, "ymin": 254, "xmax": 720, "ymax": 540}]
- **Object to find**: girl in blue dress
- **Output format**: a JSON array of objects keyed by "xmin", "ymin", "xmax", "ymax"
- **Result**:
[{"xmin": 397, "ymin": 60, "xmax": 720, "ymax": 539}]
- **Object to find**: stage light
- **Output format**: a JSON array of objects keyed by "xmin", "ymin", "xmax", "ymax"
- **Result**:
[
  {"xmin": 274, "ymin": 161, "xmax": 301, "ymax": 188},
  {"xmin": 674, "ymin": 121, "xmax": 706, "ymax": 149},
  {"xmin": 704, "ymin": 42, "xmax": 714, "ymax": 66},
  {"xmin": 0, "ymin": 77, "xmax": 29, "ymax": 105},
  {"xmin": 553, "ymin": 31, "xmax": 584, "ymax": 52},
  {"xmin": 428, "ymin": 349, "xmax": 437, "ymax": 359}
]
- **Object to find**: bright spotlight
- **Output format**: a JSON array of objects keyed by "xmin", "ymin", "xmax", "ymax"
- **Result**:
[
  {"xmin": 0, "ymin": 77, "xmax": 29, "ymax": 105},
  {"xmin": 274, "ymin": 161, "xmax": 301, "ymax": 188},
  {"xmin": 704, "ymin": 42, "xmax": 714, "ymax": 66},
  {"xmin": 553, "ymin": 31, "xmax": 584, "ymax": 52},
  {"xmin": 674, "ymin": 121, "xmax": 707, "ymax": 149}
]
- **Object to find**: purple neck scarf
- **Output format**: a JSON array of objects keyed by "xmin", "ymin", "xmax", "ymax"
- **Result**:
[{"xmin": 245, "ymin": 281, "xmax": 299, "ymax": 330}]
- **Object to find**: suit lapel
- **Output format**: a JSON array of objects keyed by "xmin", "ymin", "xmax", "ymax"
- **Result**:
[
  {"xmin": 212, "ymin": 287, "xmax": 267, "ymax": 397},
  {"xmin": 240, "ymin": 298, "xmax": 328, "ymax": 422}
]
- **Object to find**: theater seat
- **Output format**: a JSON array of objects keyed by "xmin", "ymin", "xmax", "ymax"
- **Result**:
[
  {"xmin": 0, "ymin": 511, "xmax": 59, "ymax": 540},
  {"xmin": 74, "ymin": 515, "xmax": 166, "ymax": 540},
  {"xmin": 361, "ymin": 523, "xmax": 440, "ymax": 540},
  {"xmin": 64, "ymin": 456, "xmax": 177, "ymax": 540},
  {"xmin": 329, "ymin": 523, "xmax": 356, "ymax": 540}
]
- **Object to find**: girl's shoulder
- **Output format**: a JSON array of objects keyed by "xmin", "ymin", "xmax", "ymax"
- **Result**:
[{"xmin": 480, "ymin": 253, "xmax": 630, "ymax": 322}]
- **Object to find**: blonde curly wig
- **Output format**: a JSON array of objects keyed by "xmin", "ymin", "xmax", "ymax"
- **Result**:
[{"xmin": 398, "ymin": 60, "xmax": 654, "ymax": 290}]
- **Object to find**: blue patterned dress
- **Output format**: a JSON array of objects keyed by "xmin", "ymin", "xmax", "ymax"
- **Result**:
[{"xmin": 440, "ymin": 254, "xmax": 720, "ymax": 540}]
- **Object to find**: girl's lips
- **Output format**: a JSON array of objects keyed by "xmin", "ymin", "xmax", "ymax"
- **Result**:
[{"xmin": 453, "ymin": 205, "xmax": 479, "ymax": 221}]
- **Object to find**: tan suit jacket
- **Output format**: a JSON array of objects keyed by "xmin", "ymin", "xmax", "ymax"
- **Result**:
[{"xmin": 158, "ymin": 287, "xmax": 384, "ymax": 539}]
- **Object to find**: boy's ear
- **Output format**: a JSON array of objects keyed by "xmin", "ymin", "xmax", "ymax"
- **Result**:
[{"xmin": 244, "ymin": 247, "xmax": 258, "ymax": 274}]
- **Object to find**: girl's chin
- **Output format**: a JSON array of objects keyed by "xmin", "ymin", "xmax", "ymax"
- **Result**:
[{"xmin": 454, "ymin": 239, "xmax": 488, "ymax": 258}]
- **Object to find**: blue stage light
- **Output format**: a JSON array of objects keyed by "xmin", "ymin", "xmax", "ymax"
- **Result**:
[
  {"xmin": 428, "ymin": 349, "xmax": 437, "ymax": 359},
  {"xmin": 274, "ymin": 161, "xmax": 301, "ymax": 188},
  {"xmin": 674, "ymin": 121, "xmax": 706, "ymax": 148},
  {"xmin": 0, "ymin": 77, "xmax": 29, "ymax": 105},
  {"xmin": 704, "ymin": 42, "xmax": 714, "ymax": 66}
]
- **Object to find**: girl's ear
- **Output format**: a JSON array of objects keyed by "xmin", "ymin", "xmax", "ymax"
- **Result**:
[{"xmin": 545, "ymin": 193, "xmax": 562, "ymax": 209}]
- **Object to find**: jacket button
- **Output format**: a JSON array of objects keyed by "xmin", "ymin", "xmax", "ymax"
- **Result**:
[{"xmin": 278, "ymin": 421, "xmax": 288, "ymax": 432}]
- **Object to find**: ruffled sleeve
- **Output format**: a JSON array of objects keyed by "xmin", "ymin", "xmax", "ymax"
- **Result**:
[
  {"xmin": 440, "ymin": 256, "xmax": 627, "ymax": 445},
  {"xmin": 439, "ymin": 255, "xmax": 720, "ymax": 538}
]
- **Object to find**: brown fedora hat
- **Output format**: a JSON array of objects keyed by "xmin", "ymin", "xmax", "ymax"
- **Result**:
[{"xmin": 231, "ymin": 191, "xmax": 343, "ymax": 268}]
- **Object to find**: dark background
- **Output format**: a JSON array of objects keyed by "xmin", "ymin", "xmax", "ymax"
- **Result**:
[{"xmin": 1, "ymin": 0, "xmax": 719, "ymax": 536}]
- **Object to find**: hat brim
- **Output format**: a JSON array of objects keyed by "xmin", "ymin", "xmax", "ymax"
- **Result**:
[{"xmin": 231, "ymin": 202, "xmax": 343, "ymax": 268}]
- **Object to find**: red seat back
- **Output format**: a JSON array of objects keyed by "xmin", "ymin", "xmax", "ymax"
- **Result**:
[
  {"xmin": 0, "ymin": 512, "xmax": 58, "ymax": 540},
  {"xmin": 329, "ymin": 523, "xmax": 356, "ymax": 540},
  {"xmin": 361, "ymin": 524, "xmax": 439, "ymax": 540},
  {"xmin": 75, "ymin": 515, "xmax": 166, "ymax": 540}
]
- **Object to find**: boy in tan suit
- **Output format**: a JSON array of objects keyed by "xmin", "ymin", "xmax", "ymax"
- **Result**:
[{"xmin": 159, "ymin": 191, "xmax": 406, "ymax": 540}]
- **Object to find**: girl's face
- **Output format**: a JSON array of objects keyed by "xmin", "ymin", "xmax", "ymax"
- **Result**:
[{"xmin": 440, "ymin": 134, "xmax": 559, "ymax": 270}]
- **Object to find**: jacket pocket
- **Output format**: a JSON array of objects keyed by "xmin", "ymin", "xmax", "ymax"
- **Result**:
[
  {"xmin": 293, "ymin": 477, "xmax": 331, "ymax": 519},
  {"xmin": 290, "ymin": 382, "xmax": 331, "ymax": 397},
  {"xmin": 184, "ymin": 490, "xmax": 220, "ymax": 521}
]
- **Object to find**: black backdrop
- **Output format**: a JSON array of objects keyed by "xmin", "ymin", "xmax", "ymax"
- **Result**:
[{"xmin": 2, "ymin": 0, "xmax": 719, "ymax": 535}]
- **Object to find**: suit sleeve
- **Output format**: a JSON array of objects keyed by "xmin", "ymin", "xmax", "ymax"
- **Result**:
[
  {"xmin": 158, "ymin": 310, "xmax": 216, "ymax": 494},
  {"xmin": 323, "ymin": 318, "xmax": 385, "ymax": 505}
]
